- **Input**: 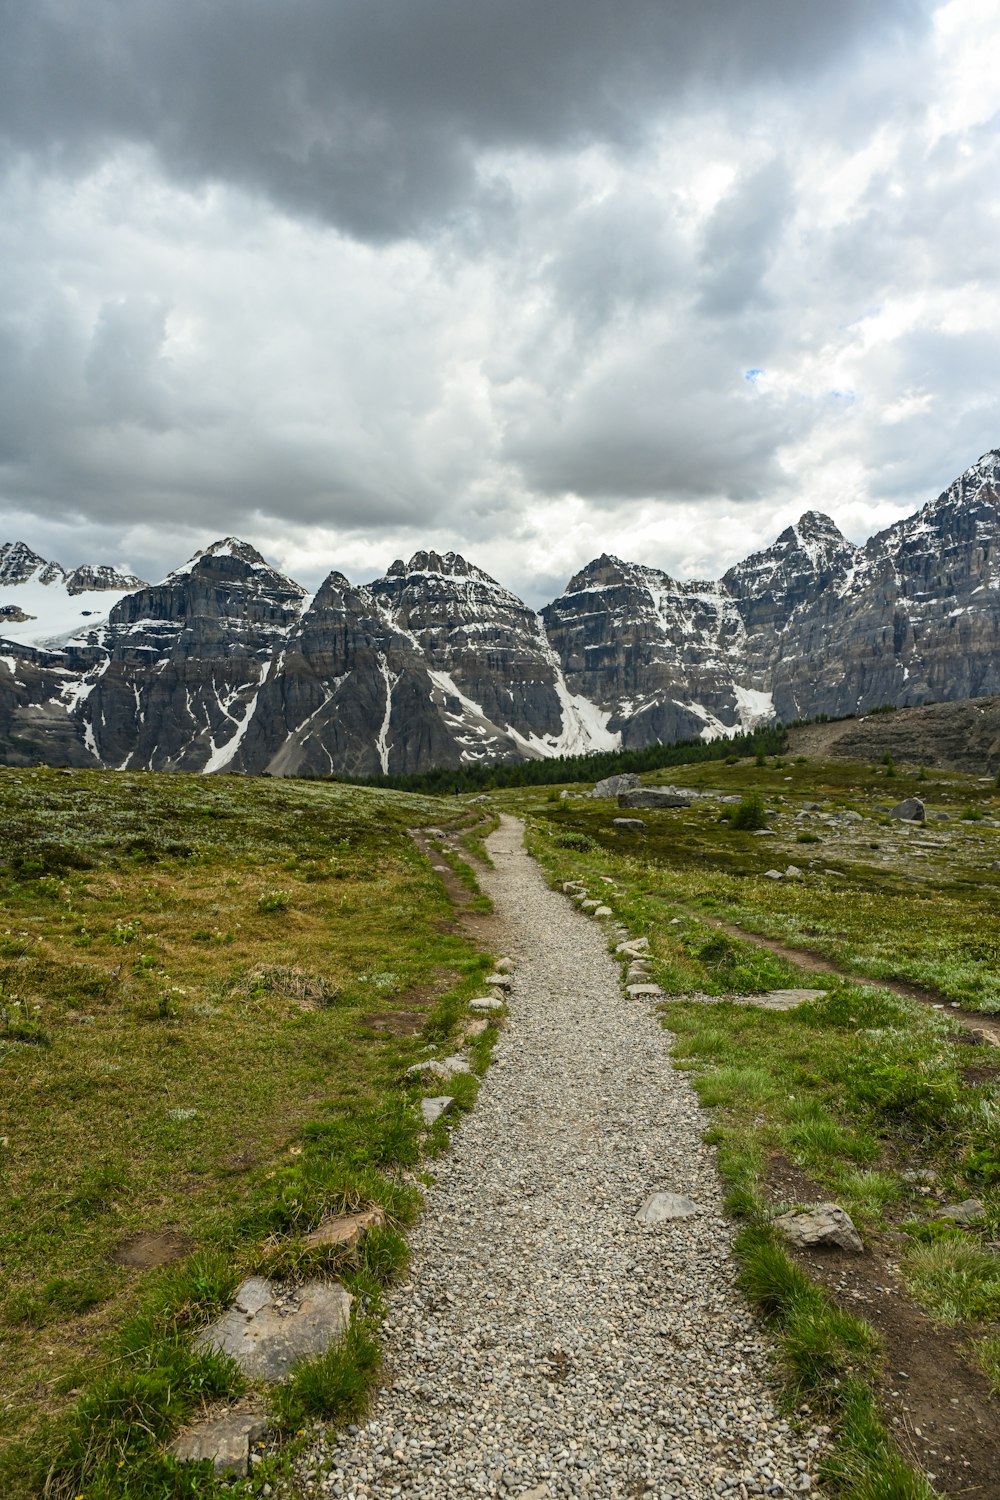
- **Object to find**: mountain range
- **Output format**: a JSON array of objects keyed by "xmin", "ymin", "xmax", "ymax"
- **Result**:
[{"xmin": 2, "ymin": 450, "xmax": 999, "ymax": 775}]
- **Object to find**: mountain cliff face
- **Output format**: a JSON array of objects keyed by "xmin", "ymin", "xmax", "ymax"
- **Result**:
[{"xmin": 2, "ymin": 450, "xmax": 1000, "ymax": 773}]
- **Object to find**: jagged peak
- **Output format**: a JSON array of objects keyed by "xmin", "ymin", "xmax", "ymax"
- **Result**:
[
  {"xmin": 165, "ymin": 537, "xmax": 306, "ymax": 594},
  {"xmin": 562, "ymin": 553, "xmax": 673, "ymax": 594},
  {"xmin": 0, "ymin": 541, "xmax": 65, "ymax": 586},
  {"xmin": 384, "ymin": 549, "xmax": 499, "ymax": 586}
]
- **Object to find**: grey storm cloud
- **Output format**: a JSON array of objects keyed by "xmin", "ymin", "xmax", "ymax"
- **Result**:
[
  {"xmin": 1, "ymin": 0, "xmax": 997, "ymax": 602},
  {"xmin": 1, "ymin": 0, "xmax": 932, "ymax": 239}
]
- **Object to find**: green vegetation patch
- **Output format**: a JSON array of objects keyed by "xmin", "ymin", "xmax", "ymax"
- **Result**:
[{"xmin": 0, "ymin": 766, "xmax": 494, "ymax": 1497}]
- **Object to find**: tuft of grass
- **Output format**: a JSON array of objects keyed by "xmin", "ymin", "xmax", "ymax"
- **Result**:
[{"xmin": 904, "ymin": 1236, "xmax": 1000, "ymax": 1323}]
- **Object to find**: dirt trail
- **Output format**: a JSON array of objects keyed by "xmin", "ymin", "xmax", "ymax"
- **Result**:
[{"xmin": 692, "ymin": 910, "xmax": 1000, "ymax": 1047}]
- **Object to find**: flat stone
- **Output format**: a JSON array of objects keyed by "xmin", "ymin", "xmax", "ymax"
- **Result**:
[
  {"xmin": 612, "ymin": 817, "xmax": 646, "ymax": 829},
  {"xmin": 593, "ymin": 905, "xmax": 613, "ymax": 917},
  {"xmin": 890, "ymin": 797, "xmax": 926, "ymax": 822},
  {"xmin": 234, "ymin": 1277, "xmax": 273, "ymax": 1315},
  {"xmin": 627, "ymin": 984, "xmax": 663, "ymax": 999},
  {"xmin": 784, "ymin": 865, "xmax": 804, "ymax": 878},
  {"xmin": 302, "ymin": 1207, "xmax": 385, "ymax": 1252},
  {"xmin": 405, "ymin": 1053, "xmax": 471, "ymax": 1079},
  {"xmin": 774, "ymin": 1203, "xmax": 863, "ymax": 1254},
  {"xmin": 484, "ymin": 972, "xmax": 513, "ymax": 988},
  {"xmin": 169, "ymin": 1403, "xmax": 268, "ymax": 1477},
  {"xmin": 753, "ymin": 988, "xmax": 826, "ymax": 1010},
  {"xmin": 581, "ymin": 899, "xmax": 601, "ymax": 911},
  {"xmin": 753, "ymin": 829, "xmax": 777, "ymax": 837},
  {"xmin": 840, "ymin": 810, "xmax": 863, "ymax": 823},
  {"xmin": 469, "ymin": 996, "xmax": 504, "ymax": 1012},
  {"xmin": 420, "ymin": 1096, "xmax": 455, "ymax": 1126},
  {"xmin": 615, "ymin": 938, "xmax": 649, "ymax": 954},
  {"xmin": 618, "ymin": 787, "xmax": 699, "ymax": 809},
  {"xmin": 935, "ymin": 1198, "xmax": 986, "ymax": 1224},
  {"xmin": 195, "ymin": 1278, "xmax": 353, "ymax": 1382},
  {"xmin": 764, "ymin": 869, "xmax": 784, "ymax": 879},
  {"xmin": 636, "ymin": 1192, "xmax": 699, "ymax": 1225},
  {"xmin": 626, "ymin": 964, "xmax": 651, "ymax": 982}
]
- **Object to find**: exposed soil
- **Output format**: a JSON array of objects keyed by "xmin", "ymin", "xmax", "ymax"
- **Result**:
[
  {"xmin": 765, "ymin": 1154, "xmax": 1000, "ymax": 1498},
  {"xmin": 111, "ymin": 1230, "xmax": 194, "ymax": 1268},
  {"xmin": 694, "ymin": 910, "xmax": 1000, "ymax": 1047}
]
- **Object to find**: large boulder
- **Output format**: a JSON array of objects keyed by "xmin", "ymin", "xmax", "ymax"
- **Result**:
[
  {"xmin": 591, "ymin": 772, "xmax": 641, "ymax": 798},
  {"xmin": 618, "ymin": 786, "xmax": 699, "ymax": 809},
  {"xmin": 890, "ymin": 797, "xmax": 926, "ymax": 822}
]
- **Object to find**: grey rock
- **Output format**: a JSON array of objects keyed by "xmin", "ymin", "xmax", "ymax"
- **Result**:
[
  {"xmin": 774, "ymin": 1203, "xmax": 863, "ymax": 1254},
  {"xmin": 169, "ymin": 1404, "xmax": 267, "ymax": 1477},
  {"xmin": 484, "ymin": 972, "xmax": 513, "ymax": 989},
  {"xmin": 890, "ymin": 797, "xmax": 926, "ymax": 822},
  {"xmin": 590, "ymin": 773, "xmax": 641, "ymax": 799},
  {"xmin": 406, "ymin": 1053, "xmax": 471, "ymax": 1080},
  {"xmin": 636, "ymin": 1192, "xmax": 699, "ymax": 1224},
  {"xmin": 763, "ymin": 869, "xmax": 784, "ymax": 879},
  {"xmin": 420, "ymin": 1096, "xmax": 455, "ymax": 1126},
  {"xmin": 469, "ymin": 996, "xmax": 504, "ymax": 1012},
  {"xmin": 840, "ymin": 810, "xmax": 863, "ymax": 823},
  {"xmin": 195, "ymin": 1277, "xmax": 353, "ymax": 1382},
  {"xmin": 612, "ymin": 817, "xmax": 646, "ymax": 829},
  {"xmin": 618, "ymin": 786, "xmax": 699, "ymax": 809},
  {"xmin": 935, "ymin": 1198, "xmax": 986, "ymax": 1224},
  {"xmin": 784, "ymin": 865, "xmax": 804, "ymax": 878},
  {"xmin": 593, "ymin": 905, "xmax": 613, "ymax": 917},
  {"xmin": 626, "ymin": 984, "xmax": 663, "ymax": 999},
  {"xmin": 753, "ymin": 828, "xmax": 777, "ymax": 836}
]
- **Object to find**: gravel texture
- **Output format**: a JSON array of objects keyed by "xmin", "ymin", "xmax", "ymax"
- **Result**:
[{"xmin": 293, "ymin": 816, "xmax": 825, "ymax": 1499}]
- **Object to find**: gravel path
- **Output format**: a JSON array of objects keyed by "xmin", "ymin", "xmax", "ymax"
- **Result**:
[{"xmin": 295, "ymin": 816, "xmax": 824, "ymax": 1499}]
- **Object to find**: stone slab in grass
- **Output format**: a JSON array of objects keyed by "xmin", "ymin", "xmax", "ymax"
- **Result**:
[
  {"xmin": 636, "ymin": 1192, "xmax": 699, "ymax": 1225},
  {"xmin": 469, "ymin": 996, "xmax": 504, "ymax": 1012},
  {"xmin": 170, "ymin": 1403, "xmax": 268, "ymax": 1477},
  {"xmin": 627, "ymin": 984, "xmax": 663, "ymax": 999},
  {"xmin": 405, "ymin": 1053, "xmax": 471, "ymax": 1080},
  {"xmin": 420, "ymin": 1095, "xmax": 455, "ymax": 1126},
  {"xmin": 594, "ymin": 905, "xmax": 613, "ymax": 917},
  {"xmin": 302, "ymin": 1206, "xmax": 385, "ymax": 1252},
  {"xmin": 194, "ymin": 1276, "xmax": 353, "ymax": 1382},
  {"xmin": 484, "ymin": 972, "xmax": 513, "ymax": 988}
]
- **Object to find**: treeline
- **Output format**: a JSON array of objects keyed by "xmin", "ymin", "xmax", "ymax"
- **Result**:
[{"xmin": 329, "ymin": 724, "xmax": 787, "ymax": 795}]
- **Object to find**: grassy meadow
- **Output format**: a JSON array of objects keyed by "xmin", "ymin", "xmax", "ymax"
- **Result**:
[{"xmin": 0, "ymin": 766, "xmax": 496, "ymax": 1498}]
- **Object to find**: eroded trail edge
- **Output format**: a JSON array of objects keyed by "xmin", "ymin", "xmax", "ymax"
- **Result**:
[{"xmin": 297, "ymin": 814, "xmax": 822, "ymax": 1499}]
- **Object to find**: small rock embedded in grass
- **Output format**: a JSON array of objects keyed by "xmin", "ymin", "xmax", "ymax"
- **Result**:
[
  {"xmin": 484, "ymin": 972, "xmax": 513, "ymax": 988},
  {"xmin": 613, "ymin": 817, "xmax": 645, "ymax": 829},
  {"xmin": 420, "ymin": 1096, "xmax": 455, "ymax": 1126},
  {"xmin": 469, "ymin": 996, "xmax": 504, "ymax": 1012},
  {"xmin": 935, "ymin": 1198, "xmax": 986, "ymax": 1224},
  {"xmin": 593, "ymin": 905, "xmax": 613, "ymax": 917},
  {"xmin": 774, "ymin": 1203, "xmax": 864, "ymax": 1254},
  {"xmin": 170, "ymin": 1403, "xmax": 268, "ymax": 1478},
  {"xmin": 302, "ymin": 1206, "xmax": 385, "ymax": 1252},
  {"xmin": 405, "ymin": 1053, "xmax": 471, "ymax": 1079},
  {"xmin": 195, "ymin": 1276, "xmax": 352, "ymax": 1381}
]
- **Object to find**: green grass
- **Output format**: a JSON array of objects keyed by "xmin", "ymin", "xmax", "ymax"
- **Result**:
[
  {"xmin": 509, "ymin": 754, "xmax": 1000, "ymax": 1011},
  {"xmin": 0, "ymin": 766, "xmax": 495, "ymax": 1497}
]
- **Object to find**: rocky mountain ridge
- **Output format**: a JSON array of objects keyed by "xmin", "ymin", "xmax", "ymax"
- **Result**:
[{"xmin": 2, "ymin": 449, "xmax": 1000, "ymax": 774}]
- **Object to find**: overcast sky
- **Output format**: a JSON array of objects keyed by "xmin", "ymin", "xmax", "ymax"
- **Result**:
[{"xmin": 2, "ymin": 0, "xmax": 999, "ymax": 604}]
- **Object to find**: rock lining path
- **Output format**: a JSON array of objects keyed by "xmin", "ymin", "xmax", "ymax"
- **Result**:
[{"xmin": 296, "ymin": 816, "xmax": 823, "ymax": 1498}]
